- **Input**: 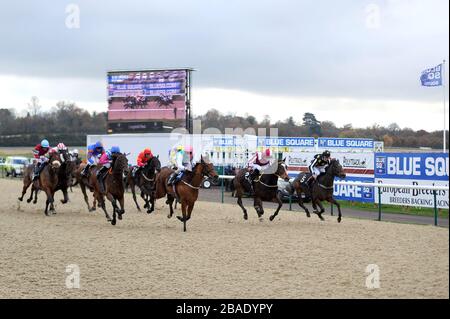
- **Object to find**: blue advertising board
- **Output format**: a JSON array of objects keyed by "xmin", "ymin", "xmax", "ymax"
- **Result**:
[
  {"xmin": 333, "ymin": 176, "xmax": 374, "ymax": 203},
  {"xmin": 257, "ymin": 137, "xmax": 315, "ymax": 148},
  {"xmin": 375, "ymin": 153, "xmax": 449, "ymax": 181},
  {"xmin": 213, "ymin": 136, "xmax": 235, "ymax": 147},
  {"xmin": 318, "ymin": 138, "xmax": 374, "ymax": 149}
]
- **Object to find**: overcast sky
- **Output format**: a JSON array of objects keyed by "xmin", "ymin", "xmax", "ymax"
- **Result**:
[{"xmin": 0, "ymin": 0, "xmax": 448, "ymax": 131}]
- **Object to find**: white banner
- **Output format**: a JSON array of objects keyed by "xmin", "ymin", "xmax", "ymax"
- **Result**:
[{"xmin": 375, "ymin": 178, "xmax": 449, "ymax": 209}]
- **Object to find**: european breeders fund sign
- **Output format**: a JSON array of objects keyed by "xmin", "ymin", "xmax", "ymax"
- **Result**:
[{"xmin": 375, "ymin": 153, "xmax": 449, "ymax": 208}]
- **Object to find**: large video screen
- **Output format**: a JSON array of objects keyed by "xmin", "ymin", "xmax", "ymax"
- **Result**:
[{"xmin": 107, "ymin": 69, "xmax": 187, "ymax": 126}]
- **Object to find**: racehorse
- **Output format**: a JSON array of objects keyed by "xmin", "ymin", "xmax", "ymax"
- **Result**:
[
  {"xmin": 291, "ymin": 158, "xmax": 346, "ymax": 222},
  {"xmin": 19, "ymin": 149, "xmax": 73, "ymax": 208},
  {"xmin": 127, "ymin": 156, "xmax": 161, "ymax": 214},
  {"xmin": 18, "ymin": 151, "xmax": 62, "ymax": 216},
  {"xmin": 93, "ymin": 153, "xmax": 129, "ymax": 225},
  {"xmin": 154, "ymin": 157, "xmax": 218, "ymax": 232},
  {"xmin": 233, "ymin": 159, "xmax": 290, "ymax": 221}
]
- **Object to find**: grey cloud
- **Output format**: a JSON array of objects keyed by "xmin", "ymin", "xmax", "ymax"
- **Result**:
[{"xmin": 0, "ymin": 0, "xmax": 448, "ymax": 102}]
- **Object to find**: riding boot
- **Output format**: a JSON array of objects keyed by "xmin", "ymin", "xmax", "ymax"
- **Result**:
[
  {"xmin": 81, "ymin": 164, "xmax": 90, "ymax": 177},
  {"xmin": 96, "ymin": 167, "xmax": 107, "ymax": 193},
  {"xmin": 167, "ymin": 172, "xmax": 177, "ymax": 186},
  {"xmin": 32, "ymin": 163, "xmax": 41, "ymax": 181}
]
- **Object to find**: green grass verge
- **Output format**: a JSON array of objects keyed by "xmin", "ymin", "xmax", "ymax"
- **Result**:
[{"xmin": 320, "ymin": 201, "xmax": 449, "ymax": 219}]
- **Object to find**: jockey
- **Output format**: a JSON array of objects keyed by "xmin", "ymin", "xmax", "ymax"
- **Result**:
[
  {"xmin": 32, "ymin": 139, "xmax": 51, "ymax": 181},
  {"xmin": 50, "ymin": 142, "xmax": 68, "ymax": 154},
  {"xmin": 81, "ymin": 141, "xmax": 105, "ymax": 177},
  {"xmin": 167, "ymin": 145, "xmax": 194, "ymax": 186},
  {"xmin": 132, "ymin": 148, "xmax": 154, "ymax": 178},
  {"xmin": 168, "ymin": 145, "xmax": 183, "ymax": 169},
  {"xmin": 308, "ymin": 150, "xmax": 331, "ymax": 184},
  {"xmin": 96, "ymin": 146, "xmax": 121, "ymax": 193},
  {"xmin": 69, "ymin": 148, "xmax": 81, "ymax": 164},
  {"xmin": 245, "ymin": 148, "xmax": 273, "ymax": 185}
]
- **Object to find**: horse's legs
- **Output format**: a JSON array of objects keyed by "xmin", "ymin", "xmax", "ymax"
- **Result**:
[
  {"xmin": 176, "ymin": 201, "xmax": 188, "ymax": 232},
  {"xmin": 269, "ymin": 192, "xmax": 283, "ymax": 221},
  {"xmin": 18, "ymin": 180, "xmax": 31, "ymax": 201},
  {"xmin": 98, "ymin": 194, "xmax": 112, "ymax": 223},
  {"xmin": 131, "ymin": 184, "xmax": 141, "ymax": 211},
  {"xmin": 117, "ymin": 195, "xmax": 125, "ymax": 219},
  {"xmin": 313, "ymin": 199, "xmax": 325, "ymax": 221},
  {"xmin": 235, "ymin": 188, "xmax": 248, "ymax": 220},
  {"xmin": 27, "ymin": 185, "xmax": 35, "ymax": 203},
  {"xmin": 148, "ymin": 191, "xmax": 156, "ymax": 214},
  {"xmin": 43, "ymin": 189, "xmax": 53, "ymax": 216},
  {"xmin": 296, "ymin": 191, "xmax": 311, "ymax": 218},
  {"xmin": 328, "ymin": 198, "xmax": 342, "ymax": 223},
  {"xmin": 166, "ymin": 194, "xmax": 175, "ymax": 218},
  {"xmin": 60, "ymin": 188, "xmax": 69, "ymax": 204},
  {"xmin": 106, "ymin": 193, "xmax": 119, "ymax": 224},
  {"xmin": 141, "ymin": 191, "xmax": 149, "ymax": 209},
  {"xmin": 253, "ymin": 196, "xmax": 264, "ymax": 218},
  {"xmin": 186, "ymin": 202, "xmax": 195, "ymax": 221},
  {"xmin": 33, "ymin": 186, "xmax": 38, "ymax": 204},
  {"xmin": 79, "ymin": 182, "xmax": 93, "ymax": 212}
]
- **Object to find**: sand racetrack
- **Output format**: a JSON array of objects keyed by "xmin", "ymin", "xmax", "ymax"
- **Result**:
[{"xmin": 0, "ymin": 178, "xmax": 448, "ymax": 299}]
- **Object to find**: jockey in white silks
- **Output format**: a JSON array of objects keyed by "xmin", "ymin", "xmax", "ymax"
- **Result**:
[
  {"xmin": 167, "ymin": 145, "xmax": 195, "ymax": 185},
  {"xmin": 245, "ymin": 148, "xmax": 274, "ymax": 186}
]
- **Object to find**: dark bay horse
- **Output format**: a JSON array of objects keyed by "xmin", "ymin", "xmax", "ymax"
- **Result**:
[
  {"xmin": 292, "ymin": 158, "xmax": 346, "ymax": 222},
  {"xmin": 127, "ymin": 156, "xmax": 161, "ymax": 214},
  {"xmin": 93, "ymin": 153, "xmax": 129, "ymax": 225},
  {"xmin": 19, "ymin": 149, "xmax": 73, "ymax": 207},
  {"xmin": 233, "ymin": 159, "xmax": 290, "ymax": 221},
  {"xmin": 18, "ymin": 151, "xmax": 62, "ymax": 215},
  {"xmin": 155, "ymin": 157, "xmax": 218, "ymax": 232}
]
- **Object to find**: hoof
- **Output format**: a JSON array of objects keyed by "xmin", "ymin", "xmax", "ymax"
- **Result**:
[
  {"xmin": 243, "ymin": 214, "xmax": 248, "ymax": 220},
  {"xmin": 269, "ymin": 215, "xmax": 275, "ymax": 221},
  {"xmin": 118, "ymin": 214, "xmax": 122, "ymax": 220},
  {"xmin": 26, "ymin": 199, "xmax": 32, "ymax": 203},
  {"xmin": 337, "ymin": 217, "xmax": 342, "ymax": 223},
  {"xmin": 176, "ymin": 216, "xmax": 184, "ymax": 222},
  {"xmin": 306, "ymin": 212, "xmax": 311, "ymax": 218},
  {"xmin": 111, "ymin": 219, "xmax": 116, "ymax": 225},
  {"xmin": 18, "ymin": 197, "xmax": 23, "ymax": 202},
  {"xmin": 147, "ymin": 209, "xmax": 153, "ymax": 214}
]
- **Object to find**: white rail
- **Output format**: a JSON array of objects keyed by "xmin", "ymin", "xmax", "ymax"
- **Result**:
[{"xmin": 217, "ymin": 175, "xmax": 449, "ymax": 192}]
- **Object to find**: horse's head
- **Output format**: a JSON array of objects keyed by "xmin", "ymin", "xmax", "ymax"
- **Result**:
[
  {"xmin": 113, "ymin": 153, "xmax": 129, "ymax": 172},
  {"xmin": 58, "ymin": 148, "xmax": 71, "ymax": 164},
  {"xmin": 330, "ymin": 159, "xmax": 346, "ymax": 179},
  {"xmin": 276, "ymin": 158, "xmax": 290, "ymax": 181},
  {"xmin": 47, "ymin": 151, "xmax": 62, "ymax": 169},
  {"xmin": 150, "ymin": 155, "xmax": 161, "ymax": 173},
  {"xmin": 198, "ymin": 155, "xmax": 219, "ymax": 183}
]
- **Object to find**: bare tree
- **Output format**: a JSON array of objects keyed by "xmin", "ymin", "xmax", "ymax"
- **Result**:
[{"xmin": 27, "ymin": 96, "xmax": 42, "ymax": 116}]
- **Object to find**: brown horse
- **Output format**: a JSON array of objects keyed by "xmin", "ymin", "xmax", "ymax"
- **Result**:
[
  {"xmin": 127, "ymin": 156, "xmax": 161, "ymax": 214},
  {"xmin": 19, "ymin": 149, "xmax": 73, "ymax": 208},
  {"xmin": 292, "ymin": 158, "xmax": 346, "ymax": 222},
  {"xmin": 73, "ymin": 163, "xmax": 99, "ymax": 212},
  {"xmin": 18, "ymin": 151, "xmax": 62, "ymax": 215},
  {"xmin": 233, "ymin": 159, "xmax": 290, "ymax": 221},
  {"xmin": 93, "ymin": 153, "xmax": 129, "ymax": 225},
  {"xmin": 155, "ymin": 157, "xmax": 218, "ymax": 232}
]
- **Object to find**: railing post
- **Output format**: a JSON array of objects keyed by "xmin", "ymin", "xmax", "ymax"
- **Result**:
[
  {"xmin": 378, "ymin": 186, "xmax": 382, "ymax": 221},
  {"xmin": 433, "ymin": 190, "xmax": 438, "ymax": 226},
  {"xmin": 221, "ymin": 176, "xmax": 224, "ymax": 204}
]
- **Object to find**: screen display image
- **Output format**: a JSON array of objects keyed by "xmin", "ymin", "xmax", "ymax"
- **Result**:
[{"xmin": 107, "ymin": 69, "xmax": 188, "ymax": 126}]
